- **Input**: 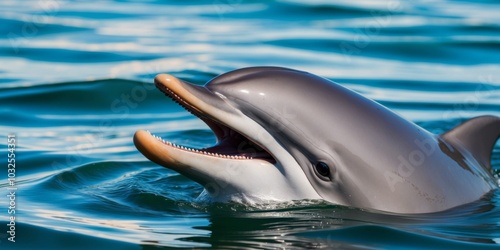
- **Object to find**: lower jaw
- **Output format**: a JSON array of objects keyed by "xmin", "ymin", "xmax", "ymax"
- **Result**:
[{"xmin": 149, "ymin": 131, "xmax": 276, "ymax": 162}]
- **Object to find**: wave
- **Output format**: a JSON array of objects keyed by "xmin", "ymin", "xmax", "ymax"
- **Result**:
[{"xmin": 1, "ymin": 0, "xmax": 500, "ymax": 248}]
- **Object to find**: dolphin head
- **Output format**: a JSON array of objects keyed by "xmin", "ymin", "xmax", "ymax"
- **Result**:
[
  {"xmin": 135, "ymin": 66, "xmax": 500, "ymax": 213},
  {"xmin": 134, "ymin": 67, "xmax": 412, "ymax": 207}
]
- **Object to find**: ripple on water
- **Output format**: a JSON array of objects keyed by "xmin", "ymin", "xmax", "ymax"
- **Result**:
[{"xmin": 1, "ymin": 0, "xmax": 500, "ymax": 249}]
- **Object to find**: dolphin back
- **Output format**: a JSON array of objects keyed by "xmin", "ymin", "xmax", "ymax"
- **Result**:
[{"xmin": 441, "ymin": 116, "xmax": 500, "ymax": 170}]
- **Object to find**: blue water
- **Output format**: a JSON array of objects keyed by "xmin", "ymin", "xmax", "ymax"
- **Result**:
[{"xmin": 1, "ymin": 0, "xmax": 500, "ymax": 249}]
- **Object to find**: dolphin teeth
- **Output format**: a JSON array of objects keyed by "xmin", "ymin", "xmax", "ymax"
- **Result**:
[{"xmin": 150, "ymin": 131, "xmax": 255, "ymax": 160}]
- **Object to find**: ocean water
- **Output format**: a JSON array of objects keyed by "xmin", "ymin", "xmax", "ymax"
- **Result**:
[{"xmin": 1, "ymin": 0, "xmax": 500, "ymax": 249}]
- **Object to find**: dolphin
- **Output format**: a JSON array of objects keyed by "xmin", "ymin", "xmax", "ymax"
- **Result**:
[{"xmin": 134, "ymin": 66, "xmax": 500, "ymax": 214}]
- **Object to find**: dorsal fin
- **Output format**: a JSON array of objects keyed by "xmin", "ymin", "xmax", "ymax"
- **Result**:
[{"xmin": 441, "ymin": 115, "xmax": 500, "ymax": 170}]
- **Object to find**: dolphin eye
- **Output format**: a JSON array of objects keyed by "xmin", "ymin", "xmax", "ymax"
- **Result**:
[{"xmin": 315, "ymin": 162, "xmax": 330, "ymax": 178}]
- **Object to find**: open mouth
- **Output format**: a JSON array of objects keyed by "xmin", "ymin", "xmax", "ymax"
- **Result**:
[{"xmin": 149, "ymin": 75, "xmax": 276, "ymax": 163}]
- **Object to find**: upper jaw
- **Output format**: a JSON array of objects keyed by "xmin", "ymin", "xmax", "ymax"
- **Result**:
[
  {"xmin": 133, "ymin": 74, "xmax": 276, "ymax": 184},
  {"xmin": 133, "ymin": 73, "xmax": 326, "ymax": 201}
]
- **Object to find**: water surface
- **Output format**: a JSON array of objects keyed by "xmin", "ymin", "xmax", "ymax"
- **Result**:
[{"xmin": 1, "ymin": 0, "xmax": 500, "ymax": 249}]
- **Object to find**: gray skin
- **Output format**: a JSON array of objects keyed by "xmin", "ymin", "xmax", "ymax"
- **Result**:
[{"xmin": 134, "ymin": 66, "xmax": 500, "ymax": 214}]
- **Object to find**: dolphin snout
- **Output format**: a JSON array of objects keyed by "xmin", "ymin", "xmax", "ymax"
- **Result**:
[{"xmin": 154, "ymin": 74, "xmax": 178, "ymax": 88}]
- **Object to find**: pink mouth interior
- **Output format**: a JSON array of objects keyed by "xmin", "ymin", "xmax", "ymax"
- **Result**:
[{"xmin": 153, "ymin": 80, "xmax": 276, "ymax": 162}]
